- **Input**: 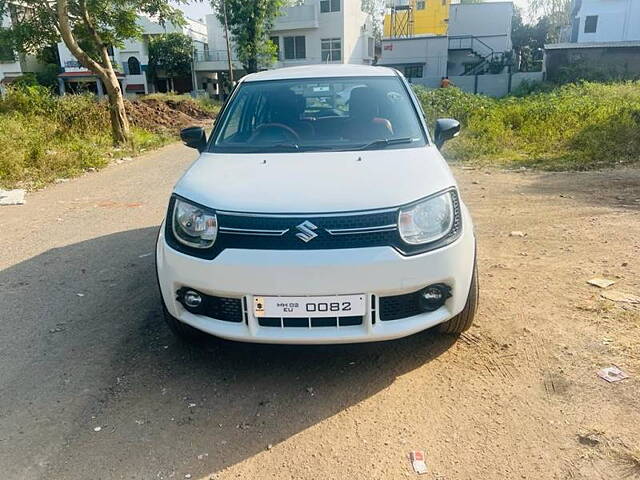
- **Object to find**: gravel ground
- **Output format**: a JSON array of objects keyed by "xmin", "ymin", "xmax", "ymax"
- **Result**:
[{"xmin": 0, "ymin": 143, "xmax": 638, "ymax": 480}]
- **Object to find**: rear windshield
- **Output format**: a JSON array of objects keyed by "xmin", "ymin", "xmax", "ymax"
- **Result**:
[{"xmin": 209, "ymin": 76, "xmax": 427, "ymax": 153}]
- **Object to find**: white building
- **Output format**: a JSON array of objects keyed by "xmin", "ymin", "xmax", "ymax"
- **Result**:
[
  {"xmin": 569, "ymin": 0, "xmax": 640, "ymax": 43},
  {"xmin": 544, "ymin": 0, "xmax": 640, "ymax": 81},
  {"xmin": 56, "ymin": 1, "xmax": 376, "ymax": 98},
  {"xmin": 195, "ymin": 0, "xmax": 376, "ymax": 97},
  {"xmin": 1, "ymin": 10, "xmax": 43, "ymax": 88},
  {"xmin": 192, "ymin": 13, "xmax": 244, "ymax": 93},
  {"xmin": 57, "ymin": 16, "xmax": 212, "ymax": 97},
  {"xmin": 378, "ymin": 1, "xmax": 514, "ymax": 81},
  {"xmin": 270, "ymin": 0, "xmax": 375, "ymax": 67}
]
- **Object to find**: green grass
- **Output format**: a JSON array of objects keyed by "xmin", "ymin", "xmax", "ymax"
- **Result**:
[
  {"xmin": 192, "ymin": 95, "xmax": 222, "ymax": 117},
  {"xmin": 414, "ymin": 82, "xmax": 640, "ymax": 171},
  {"xmin": 0, "ymin": 86, "xmax": 172, "ymax": 189}
]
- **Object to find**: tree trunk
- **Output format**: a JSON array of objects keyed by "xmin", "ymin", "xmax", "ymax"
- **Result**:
[
  {"xmin": 56, "ymin": 0, "xmax": 132, "ymax": 147},
  {"xmin": 246, "ymin": 58, "xmax": 258, "ymax": 74},
  {"xmin": 96, "ymin": 46, "xmax": 132, "ymax": 147},
  {"xmin": 100, "ymin": 69, "xmax": 131, "ymax": 147}
]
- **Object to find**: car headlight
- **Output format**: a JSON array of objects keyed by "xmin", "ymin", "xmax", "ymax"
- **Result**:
[
  {"xmin": 398, "ymin": 190, "xmax": 455, "ymax": 245},
  {"xmin": 171, "ymin": 197, "xmax": 218, "ymax": 248}
]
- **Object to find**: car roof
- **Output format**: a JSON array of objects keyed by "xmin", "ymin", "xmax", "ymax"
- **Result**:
[{"xmin": 241, "ymin": 64, "xmax": 398, "ymax": 82}]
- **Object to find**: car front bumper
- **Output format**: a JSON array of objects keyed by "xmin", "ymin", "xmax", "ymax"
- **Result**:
[{"xmin": 156, "ymin": 212, "xmax": 476, "ymax": 344}]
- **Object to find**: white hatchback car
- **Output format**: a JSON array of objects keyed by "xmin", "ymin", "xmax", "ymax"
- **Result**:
[{"xmin": 156, "ymin": 65, "xmax": 477, "ymax": 344}]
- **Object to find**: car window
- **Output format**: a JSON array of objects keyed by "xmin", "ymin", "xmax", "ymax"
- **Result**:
[
  {"xmin": 220, "ymin": 93, "xmax": 247, "ymax": 140},
  {"xmin": 211, "ymin": 76, "xmax": 426, "ymax": 153}
]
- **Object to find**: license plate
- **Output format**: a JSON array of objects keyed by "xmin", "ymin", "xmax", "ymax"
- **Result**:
[{"xmin": 254, "ymin": 294, "xmax": 366, "ymax": 318}]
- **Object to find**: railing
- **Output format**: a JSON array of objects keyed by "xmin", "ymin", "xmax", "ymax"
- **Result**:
[
  {"xmin": 194, "ymin": 50, "xmax": 238, "ymax": 63},
  {"xmin": 448, "ymin": 35, "xmax": 511, "ymax": 76},
  {"xmin": 464, "ymin": 52, "xmax": 507, "ymax": 76},
  {"xmin": 63, "ymin": 57, "xmax": 115, "ymax": 69},
  {"xmin": 448, "ymin": 35, "xmax": 495, "ymax": 59},
  {"xmin": 386, "ymin": 0, "xmax": 412, "ymax": 6}
]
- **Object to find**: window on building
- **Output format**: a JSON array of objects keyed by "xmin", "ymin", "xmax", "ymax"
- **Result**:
[
  {"xmin": 269, "ymin": 36, "xmax": 280, "ymax": 59},
  {"xmin": 368, "ymin": 37, "xmax": 374, "ymax": 58},
  {"xmin": 320, "ymin": 0, "xmax": 340, "ymax": 13},
  {"xmin": 404, "ymin": 65, "xmax": 423, "ymax": 78},
  {"xmin": 416, "ymin": 1, "xmax": 426, "ymax": 9},
  {"xmin": 321, "ymin": 38, "xmax": 342, "ymax": 61},
  {"xmin": 584, "ymin": 15, "xmax": 598, "ymax": 33},
  {"xmin": 284, "ymin": 36, "xmax": 306, "ymax": 60},
  {"xmin": 127, "ymin": 56, "xmax": 141, "ymax": 75},
  {"xmin": 0, "ymin": 39, "xmax": 15, "ymax": 62}
]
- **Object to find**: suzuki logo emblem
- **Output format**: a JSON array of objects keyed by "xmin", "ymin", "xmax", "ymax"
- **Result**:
[{"xmin": 295, "ymin": 220, "xmax": 318, "ymax": 243}]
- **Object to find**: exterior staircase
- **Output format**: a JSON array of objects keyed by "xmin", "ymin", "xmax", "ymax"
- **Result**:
[{"xmin": 448, "ymin": 35, "xmax": 505, "ymax": 75}]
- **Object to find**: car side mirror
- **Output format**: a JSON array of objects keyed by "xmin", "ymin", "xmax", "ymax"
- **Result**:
[
  {"xmin": 434, "ymin": 118, "xmax": 461, "ymax": 149},
  {"xmin": 180, "ymin": 126, "xmax": 207, "ymax": 152}
]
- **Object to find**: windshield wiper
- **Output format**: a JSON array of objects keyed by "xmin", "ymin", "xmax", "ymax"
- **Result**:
[
  {"xmin": 244, "ymin": 143, "xmax": 300, "ymax": 152},
  {"xmin": 297, "ymin": 145, "xmax": 353, "ymax": 151},
  {"xmin": 355, "ymin": 137, "xmax": 417, "ymax": 151}
]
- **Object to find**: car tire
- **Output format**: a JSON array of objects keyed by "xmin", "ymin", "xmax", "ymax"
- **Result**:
[
  {"xmin": 162, "ymin": 304, "xmax": 206, "ymax": 342},
  {"xmin": 438, "ymin": 258, "xmax": 478, "ymax": 334},
  {"xmin": 156, "ymin": 225, "xmax": 206, "ymax": 343}
]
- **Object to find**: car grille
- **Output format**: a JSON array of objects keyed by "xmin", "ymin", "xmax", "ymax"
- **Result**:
[
  {"xmin": 378, "ymin": 290, "xmax": 424, "ymax": 321},
  {"xmin": 216, "ymin": 209, "xmax": 399, "ymax": 251},
  {"xmin": 203, "ymin": 296, "xmax": 244, "ymax": 323},
  {"xmin": 258, "ymin": 316, "xmax": 364, "ymax": 328},
  {"xmin": 165, "ymin": 190, "xmax": 462, "ymax": 259},
  {"xmin": 184, "ymin": 291, "xmax": 432, "ymax": 324},
  {"xmin": 179, "ymin": 291, "xmax": 244, "ymax": 323}
]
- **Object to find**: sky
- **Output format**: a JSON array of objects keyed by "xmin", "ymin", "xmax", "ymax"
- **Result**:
[
  {"xmin": 172, "ymin": 1, "xmax": 213, "ymax": 22},
  {"xmin": 174, "ymin": 0, "xmax": 533, "ymax": 24}
]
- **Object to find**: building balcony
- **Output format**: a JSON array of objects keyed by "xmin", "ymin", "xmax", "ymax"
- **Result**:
[
  {"xmin": 272, "ymin": 4, "xmax": 319, "ymax": 31},
  {"xmin": 194, "ymin": 50, "xmax": 243, "ymax": 72}
]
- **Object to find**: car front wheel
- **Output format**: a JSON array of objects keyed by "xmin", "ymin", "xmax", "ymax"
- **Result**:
[
  {"xmin": 162, "ymin": 304, "xmax": 207, "ymax": 342},
  {"xmin": 438, "ymin": 258, "xmax": 478, "ymax": 334}
]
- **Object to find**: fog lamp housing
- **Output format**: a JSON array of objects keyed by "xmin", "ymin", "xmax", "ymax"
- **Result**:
[
  {"xmin": 177, "ymin": 288, "xmax": 203, "ymax": 311},
  {"xmin": 419, "ymin": 284, "xmax": 452, "ymax": 312}
]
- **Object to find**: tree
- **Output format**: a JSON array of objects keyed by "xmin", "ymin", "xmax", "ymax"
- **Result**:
[
  {"xmin": 528, "ymin": 0, "xmax": 572, "ymax": 43},
  {"xmin": 0, "ymin": 0, "xmax": 183, "ymax": 146},
  {"xmin": 148, "ymin": 32, "xmax": 193, "ymax": 92},
  {"xmin": 211, "ymin": 0, "xmax": 284, "ymax": 74},
  {"xmin": 361, "ymin": 0, "xmax": 385, "ymax": 41},
  {"xmin": 512, "ymin": 4, "xmax": 568, "ymax": 71}
]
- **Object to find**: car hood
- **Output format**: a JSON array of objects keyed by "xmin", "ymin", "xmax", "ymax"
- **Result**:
[{"xmin": 174, "ymin": 146, "xmax": 456, "ymax": 213}]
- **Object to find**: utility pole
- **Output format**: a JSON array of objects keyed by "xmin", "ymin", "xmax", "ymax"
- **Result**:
[
  {"xmin": 191, "ymin": 47, "xmax": 198, "ymax": 96},
  {"xmin": 221, "ymin": 0, "xmax": 234, "ymax": 85}
]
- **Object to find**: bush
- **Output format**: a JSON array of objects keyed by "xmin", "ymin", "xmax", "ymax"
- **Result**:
[
  {"xmin": 0, "ymin": 84, "xmax": 57, "ymax": 116},
  {"xmin": 0, "ymin": 86, "xmax": 170, "ymax": 189},
  {"xmin": 414, "ymin": 82, "xmax": 640, "ymax": 170}
]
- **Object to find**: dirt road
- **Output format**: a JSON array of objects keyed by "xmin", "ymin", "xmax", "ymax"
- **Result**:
[{"xmin": 1, "ymin": 143, "xmax": 639, "ymax": 480}]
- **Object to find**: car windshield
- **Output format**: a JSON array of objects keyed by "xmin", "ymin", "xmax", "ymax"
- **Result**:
[{"xmin": 209, "ymin": 76, "xmax": 427, "ymax": 153}]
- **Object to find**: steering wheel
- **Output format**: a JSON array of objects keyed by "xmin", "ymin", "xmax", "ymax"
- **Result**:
[{"xmin": 248, "ymin": 123, "xmax": 301, "ymax": 143}]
